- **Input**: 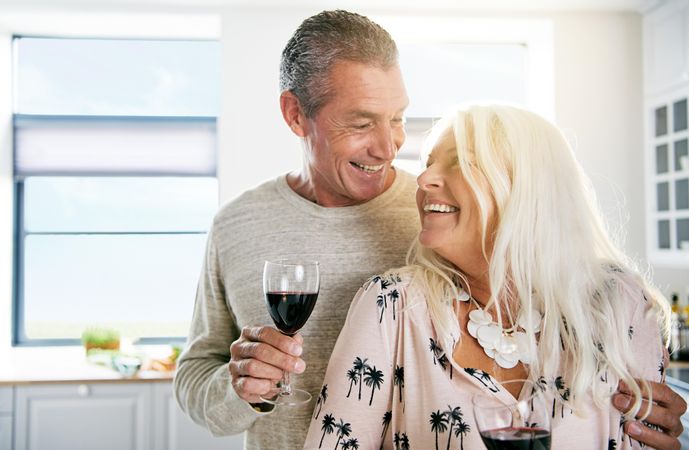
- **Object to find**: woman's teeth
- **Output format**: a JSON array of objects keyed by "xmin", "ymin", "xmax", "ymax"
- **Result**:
[
  {"xmin": 424, "ymin": 203, "xmax": 459, "ymax": 213},
  {"xmin": 352, "ymin": 162, "xmax": 384, "ymax": 173}
]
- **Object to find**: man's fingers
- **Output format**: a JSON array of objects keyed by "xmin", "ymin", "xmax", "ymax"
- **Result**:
[
  {"xmin": 232, "ymin": 375, "xmax": 277, "ymax": 403},
  {"xmin": 613, "ymin": 393, "xmax": 683, "ymax": 437},
  {"xmin": 230, "ymin": 357, "xmax": 284, "ymax": 381},
  {"xmin": 238, "ymin": 341, "xmax": 305, "ymax": 373},
  {"xmin": 624, "ymin": 420, "xmax": 681, "ymax": 450},
  {"xmin": 619, "ymin": 380, "xmax": 687, "ymax": 411},
  {"xmin": 241, "ymin": 326, "xmax": 303, "ymax": 357}
]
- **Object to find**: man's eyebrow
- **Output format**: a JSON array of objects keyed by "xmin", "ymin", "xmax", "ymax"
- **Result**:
[
  {"xmin": 343, "ymin": 110, "xmax": 379, "ymax": 120},
  {"xmin": 343, "ymin": 108, "xmax": 407, "ymax": 120}
]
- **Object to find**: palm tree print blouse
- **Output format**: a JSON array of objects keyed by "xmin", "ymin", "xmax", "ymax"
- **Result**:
[{"xmin": 302, "ymin": 271, "xmax": 666, "ymax": 450}]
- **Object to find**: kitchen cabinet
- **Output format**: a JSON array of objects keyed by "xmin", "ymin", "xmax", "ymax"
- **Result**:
[
  {"xmin": 665, "ymin": 370, "xmax": 689, "ymax": 449},
  {"xmin": 152, "ymin": 383, "xmax": 242, "ymax": 450},
  {"xmin": 15, "ymin": 383, "xmax": 152, "ymax": 450},
  {"xmin": 645, "ymin": 0, "xmax": 689, "ymax": 267},
  {"xmin": 0, "ymin": 387, "xmax": 13, "ymax": 450},
  {"xmin": 644, "ymin": 0, "xmax": 689, "ymax": 96},
  {"xmin": 10, "ymin": 381, "xmax": 243, "ymax": 450}
]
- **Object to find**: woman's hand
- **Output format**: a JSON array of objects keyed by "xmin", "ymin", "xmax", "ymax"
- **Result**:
[{"xmin": 613, "ymin": 380, "xmax": 687, "ymax": 450}]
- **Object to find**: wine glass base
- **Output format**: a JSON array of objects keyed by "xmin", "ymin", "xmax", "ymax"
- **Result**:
[{"xmin": 260, "ymin": 388, "xmax": 312, "ymax": 406}]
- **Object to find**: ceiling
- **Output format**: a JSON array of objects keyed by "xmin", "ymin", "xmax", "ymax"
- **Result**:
[{"xmin": 0, "ymin": 0, "xmax": 664, "ymax": 13}]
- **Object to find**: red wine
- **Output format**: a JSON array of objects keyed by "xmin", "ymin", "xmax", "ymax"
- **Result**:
[
  {"xmin": 265, "ymin": 291, "xmax": 318, "ymax": 335},
  {"xmin": 479, "ymin": 427, "xmax": 551, "ymax": 450}
]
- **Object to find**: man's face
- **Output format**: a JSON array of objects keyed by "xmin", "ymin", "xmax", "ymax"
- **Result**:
[{"xmin": 301, "ymin": 60, "xmax": 409, "ymax": 207}]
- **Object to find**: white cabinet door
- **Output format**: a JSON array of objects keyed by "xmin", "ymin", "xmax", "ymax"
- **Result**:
[
  {"xmin": 644, "ymin": 0, "xmax": 689, "ymax": 95},
  {"xmin": 153, "ymin": 383, "xmax": 243, "ymax": 450},
  {"xmin": 14, "ymin": 383, "xmax": 152, "ymax": 450},
  {"xmin": 0, "ymin": 387, "xmax": 11, "ymax": 414},
  {"xmin": 0, "ymin": 415, "xmax": 12, "ymax": 450}
]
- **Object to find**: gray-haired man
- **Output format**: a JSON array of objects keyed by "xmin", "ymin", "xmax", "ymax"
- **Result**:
[{"xmin": 174, "ymin": 10, "xmax": 686, "ymax": 450}]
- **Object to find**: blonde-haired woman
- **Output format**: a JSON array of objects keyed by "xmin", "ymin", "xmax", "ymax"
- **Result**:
[{"xmin": 302, "ymin": 104, "xmax": 675, "ymax": 449}]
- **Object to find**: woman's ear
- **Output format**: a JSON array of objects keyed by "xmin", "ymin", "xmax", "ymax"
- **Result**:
[{"xmin": 280, "ymin": 91, "xmax": 307, "ymax": 137}]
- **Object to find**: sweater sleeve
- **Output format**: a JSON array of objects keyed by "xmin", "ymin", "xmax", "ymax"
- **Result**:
[
  {"xmin": 303, "ymin": 276, "xmax": 397, "ymax": 450},
  {"xmin": 173, "ymin": 224, "xmax": 266, "ymax": 436}
]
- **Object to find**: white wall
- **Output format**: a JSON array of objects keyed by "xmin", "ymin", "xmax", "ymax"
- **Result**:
[
  {"xmin": 0, "ymin": 5, "xmax": 677, "ymax": 346},
  {"xmin": 218, "ymin": 7, "xmax": 321, "ymax": 201},
  {"xmin": 217, "ymin": 9, "xmax": 651, "ymax": 267},
  {"xmin": 551, "ymin": 12, "xmax": 645, "ymax": 259}
]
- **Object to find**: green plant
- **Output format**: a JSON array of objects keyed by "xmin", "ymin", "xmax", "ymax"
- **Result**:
[{"xmin": 81, "ymin": 327, "xmax": 120, "ymax": 351}]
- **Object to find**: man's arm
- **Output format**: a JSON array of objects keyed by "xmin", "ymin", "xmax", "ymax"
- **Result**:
[
  {"xmin": 173, "ymin": 226, "xmax": 306, "ymax": 436},
  {"xmin": 172, "ymin": 227, "xmax": 260, "ymax": 436},
  {"xmin": 614, "ymin": 380, "xmax": 686, "ymax": 450}
]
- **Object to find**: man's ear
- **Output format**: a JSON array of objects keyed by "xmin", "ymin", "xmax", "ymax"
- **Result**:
[{"xmin": 280, "ymin": 91, "xmax": 308, "ymax": 137}]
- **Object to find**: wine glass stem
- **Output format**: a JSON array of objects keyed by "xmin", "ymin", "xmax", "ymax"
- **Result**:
[{"xmin": 281, "ymin": 371, "xmax": 292, "ymax": 396}]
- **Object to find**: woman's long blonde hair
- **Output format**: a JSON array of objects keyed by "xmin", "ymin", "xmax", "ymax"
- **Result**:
[{"xmin": 406, "ymin": 104, "xmax": 670, "ymax": 417}]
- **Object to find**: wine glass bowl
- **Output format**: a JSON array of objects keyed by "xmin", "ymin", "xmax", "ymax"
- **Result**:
[
  {"xmin": 261, "ymin": 259, "xmax": 320, "ymax": 406},
  {"xmin": 472, "ymin": 379, "xmax": 551, "ymax": 450}
]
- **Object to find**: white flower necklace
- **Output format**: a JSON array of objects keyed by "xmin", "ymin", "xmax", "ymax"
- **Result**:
[{"xmin": 457, "ymin": 289, "xmax": 541, "ymax": 369}]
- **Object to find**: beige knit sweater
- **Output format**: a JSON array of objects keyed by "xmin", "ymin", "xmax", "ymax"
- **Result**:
[{"xmin": 173, "ymin": 169, "xmax": 419, "ymax": 449}]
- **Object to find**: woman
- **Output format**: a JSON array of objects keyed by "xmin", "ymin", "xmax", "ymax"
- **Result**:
[{"xmin": 302, "ymin": 104, "xmax": 670, "ymax": 449}]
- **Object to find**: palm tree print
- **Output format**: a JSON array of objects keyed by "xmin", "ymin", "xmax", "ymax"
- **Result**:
[
  {"xmin": 346, "ymin": 368, "xmax": 359, "ymax": 398},
  {"xmin": 352, "ymin": 357, "xmax": 369, "ymax": 401},
  {"xmin": 444, "ymin": 405, "xmax": 463, "ymax": 450},
  {"xmin": 394, "ymin": 366, "xmax": 404, "ymax": 403},
  {"xmin": 479, "ymin": 370, "xmax": 498, "ymax": 391},
  {"xmin": 381, "ymin": 411, "xmax": 392, "ymax": 440},
  {"xmin": 314, "ymin": 384, "xmax": 328, "ymax": 419},
  {"xmin": 364, "ymin": 365, "xmax": 385, "ymax": 406},
  {"xmin": 377, "ymin": 293, "xmax": 387, "ymax": 323},
  {"xmin": 429, "ymin": 409, "xmax": 449, "ymax": 450},
  {"xmin": 553, "ymin": 376, "xmax": 565, "ymax": 418},
  {"xmin": 560, "ymin": 386, "xmax": 571, "ymax": 418},
  {"xmin": 341, "ymin": 438, "xmax": 359, "ymax": 450},
  {"xmin": 393, "ymin": 432, "xmax": 401, "ymax": 450},
  {"xmin": 389, "ymin": 289, "xmax": 400, "ymax": 320},
  {"xmin": 378, "ymin": 276, "xmax": 392, "ymax": 290},
  {"xmin": 399, "ymin": 433, "xmax": 410, "ymax": 450},
  {"xmin": 430, "ymin": 339, "xmax": 454, "ymax": 379},
  {"xmin": 628, "ymin": 326, "xmax": 634, "ymax": 340},
  {"xmin": 608, "ymin": 438, "xmax": 617, "ymax": 450},
  {"xmin": 429, "ymin": 338, "xmax": 441, "ymax": 365},
  {"xmin": 319, "ymin": 413, "xmax": 336, "ymax": 449},
  {"xmin": 333, "ymin": 418, "xmax": 352, "ymax": 450},
  {"xmin": 454, "ymin": 418, "xmax": 471, "ymax": 450},
  {"xmin": 659, "ymin": 360, "xmax": 665, "ymax": 379},
  {"xmin": 464, "ymin": 368, "xmax": 499, "ymax": 392}
]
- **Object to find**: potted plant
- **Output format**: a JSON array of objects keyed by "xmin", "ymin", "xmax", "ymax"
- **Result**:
[{"xmin": 81, "ymin": 327, "xmax": 120, "ymax": 353}]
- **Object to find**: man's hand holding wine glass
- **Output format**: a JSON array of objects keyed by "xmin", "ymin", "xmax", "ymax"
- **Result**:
[{"xmin": 228, "ymin": 325, "xmax": 305, "ymax": 405}]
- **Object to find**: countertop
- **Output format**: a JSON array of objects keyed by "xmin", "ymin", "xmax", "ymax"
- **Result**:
[{"xmin": 0, "ymin": 346, "xmax": 174, "ymax": 385}]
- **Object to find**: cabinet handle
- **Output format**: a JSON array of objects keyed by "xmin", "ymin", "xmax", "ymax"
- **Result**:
[{"xmin": 76, "ymin": 384, "xmax": 90, "ymax": 397}]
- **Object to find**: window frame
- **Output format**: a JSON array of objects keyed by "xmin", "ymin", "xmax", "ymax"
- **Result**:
[
  {"xmin": 10, "ymin": 36, "xmax": 220, "ymax": 345},
  {"xmin": 12, "ymin": 116, "xmax": 217, "ymax": 346}
]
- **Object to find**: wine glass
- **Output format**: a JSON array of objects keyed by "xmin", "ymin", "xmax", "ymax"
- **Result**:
[
  {"xmin": 261, "ymin": 259, "xmax": 320, "ymax": 406},
  {"xmin": 472, "ymin": 379, "xmax": 552, "ymax": 450}
]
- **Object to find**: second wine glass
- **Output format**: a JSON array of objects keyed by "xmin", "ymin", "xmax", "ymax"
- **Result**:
[
  {"xmin": 472, "ymin": 379, "xmax": 551, "ymax": 450},
  {"xmin": 261, "ymin": 259, "xmax": 320, "ymax": 406}
]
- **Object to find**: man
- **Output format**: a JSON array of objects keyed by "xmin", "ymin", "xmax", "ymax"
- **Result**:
[{"xmin": 174, "ymin": 10, "xmax": 686, "ymax": 450}]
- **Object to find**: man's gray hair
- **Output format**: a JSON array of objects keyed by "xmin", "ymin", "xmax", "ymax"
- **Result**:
[{"xmin": 279, "ymin": 10, "xmax": 399, "ymax": 118}]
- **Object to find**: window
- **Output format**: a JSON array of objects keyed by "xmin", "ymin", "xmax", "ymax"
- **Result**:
[
  {"xmin": 394, "ymin": 42, "xmax": 528, "ymax": 175},
  {"xmin": 13, "ymin": 37, "xmax": 221, "ymax": 345},
  {"xmin": 648, "ymin": 93, "xmax": 689, "ymax": 264}
]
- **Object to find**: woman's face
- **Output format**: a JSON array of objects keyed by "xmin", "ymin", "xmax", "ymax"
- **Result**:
[{"xmin": 415, "ymin": 132, "xmax": 495, "ymax": 273}]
